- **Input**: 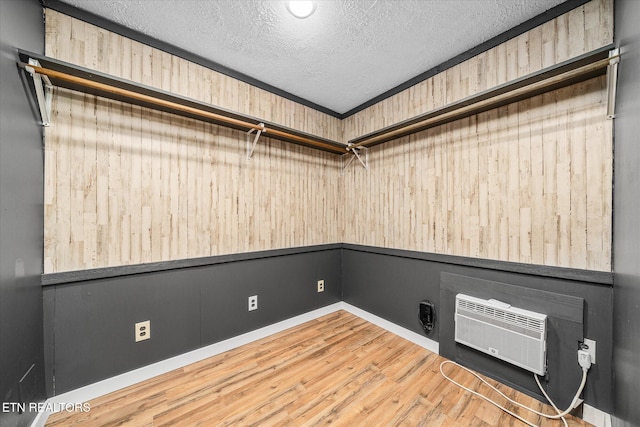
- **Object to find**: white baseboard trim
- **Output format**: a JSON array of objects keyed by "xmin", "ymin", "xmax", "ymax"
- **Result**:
[
  {"xmin": 341, "ymin": 303, "xmax": 439, "ymax": 354},
  {"xmin": 583, "ymin": 404, "xmax": 613, "ymax": 427}
]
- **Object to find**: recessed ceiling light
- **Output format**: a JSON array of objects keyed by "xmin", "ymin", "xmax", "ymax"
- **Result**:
[{"xmin": 287, "ymin": 1, "xmax": 316, "ymax": 19}]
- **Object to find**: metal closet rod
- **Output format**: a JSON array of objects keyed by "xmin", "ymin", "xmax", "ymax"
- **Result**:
[
  {"xmin": 19, "ymin": 62, "xmax": 349, "ymax": 155},
  {"xmin": 349, "ymin": 46, "xmax": 619, "ymax": 149},
  {"xmin": 19, "ymin": 45, "xmax": 617, "ymax": 158}
]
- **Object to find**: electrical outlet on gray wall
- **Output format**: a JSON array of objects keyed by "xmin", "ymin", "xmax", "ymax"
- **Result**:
[
  {"xmin": 135, "ymin": 320, "xmax": 150, "ymax": 342},
  {"xmin": 248, "ymin": 295, "xmax": 258, "ymax": 311}
]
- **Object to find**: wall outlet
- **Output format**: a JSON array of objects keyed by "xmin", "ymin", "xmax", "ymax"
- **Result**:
[
  {"xmin": 135, "ymin": 320, "xmax": 150, "ymax": 342},
  {"xmin": 248, "ymin": 295, "xmax": 258, "ymax": 311},
  {"xmin": 583, "ymin": 338, "xmax": 597, "ymax": 364},
  {"xmin": 317, "ymin": 279, "xmax": 325, "ymax": 293}
]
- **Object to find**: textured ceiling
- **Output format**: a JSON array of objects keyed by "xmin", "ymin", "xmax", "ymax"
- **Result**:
[{"xmin": 57, "ymin": 0, "xmax": 567, "ymax": 114}]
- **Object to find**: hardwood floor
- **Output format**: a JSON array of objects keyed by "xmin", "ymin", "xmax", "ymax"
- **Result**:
[{"xmin": 46, "ymin": 310, "xmax": 592, "ymax": 426}]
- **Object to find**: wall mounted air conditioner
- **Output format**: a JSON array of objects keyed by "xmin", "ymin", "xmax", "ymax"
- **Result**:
[{"xmin": 455, "ymin": 293, "xmax": 547, "ymax": 375}]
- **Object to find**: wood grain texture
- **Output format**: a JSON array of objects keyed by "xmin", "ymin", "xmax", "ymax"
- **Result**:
[
  {"xmin": 342, "ymin": 0, "xmax": 613, "ymax": 141},
  {"xmin": 43, "ymin": 0, "xmax": 613, "ymax": 273},
  {"xmin": 43, "ymin": 11, "xmax": 344, "ymax": 273},
  {"xmin": 341, "ymin": 77, "xmax": 612, "ymax": 271},
  {"xmin": 44, "ymin": 10, "xmax": 342, "ymax": 142},
  {"xmin": 45, "ymin": 311, "xmax": 593, "ymax": 427},
  {"xmin": 340, "ymin": 0, "xmax": 613, "ymax": 272},
  {"xmin": 44, "ymin": 88, "xmax": 343, "ymax": 272}
]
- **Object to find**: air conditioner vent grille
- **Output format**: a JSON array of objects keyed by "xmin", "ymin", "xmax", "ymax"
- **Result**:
[
  {"xmin": 455, "ymin": 293, "xmax": 547, "ymax": 375},
  {"xmin": 456, "ymin": 299, "xmax": 545, "ymax": 333}
]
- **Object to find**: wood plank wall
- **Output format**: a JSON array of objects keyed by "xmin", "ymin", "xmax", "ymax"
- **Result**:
[
  {"xmin": 341, "ymin": 0, "xmax": 613, "ymax": 271},
  {"xmin": 43, "ymin": 11, "xmax": 343, "ymax": 273},
  {"xmin": 342, "ymin": 0, "xmax": 613, "ymax": 141},
  {"xmin": 43, "ymin": 0, "xmax": 614, "ymax": 273},
  {"xmin": 341, "ymin": 79, "xmax": 612, "ymax": 270}
]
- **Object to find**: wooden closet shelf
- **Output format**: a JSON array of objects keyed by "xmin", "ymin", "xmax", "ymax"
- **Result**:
[
  {"xmin": 18, "ymin": 50, "xmax": 348, "ymax": 155},
  {"xmin": 349, "ymin": 45, "xmax": 617, "ymax": 149}
]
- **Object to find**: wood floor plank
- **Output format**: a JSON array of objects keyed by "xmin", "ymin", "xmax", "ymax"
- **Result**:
[{"xmin": 46, "ymin": 311, "xmax": 593, "ymax": 426}]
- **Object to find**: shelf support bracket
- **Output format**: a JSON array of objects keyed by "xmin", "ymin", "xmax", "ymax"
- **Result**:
[
  {"xmin": 25, "ymin": 59, "xmax": 53, "ymax": 127},
  {"xmin": 343, "ymin": 144, "xmax": 368, "ymax": 173},
  {"xmin": 246, "ymin": 123, "xmax": 265, "ymax": 159},
  {"xmin": 606, "ymin": 49, "xmax": 620, "ymax": 120}
]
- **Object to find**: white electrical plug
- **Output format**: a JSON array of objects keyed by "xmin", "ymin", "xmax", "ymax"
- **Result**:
[{"xmin": 578, "ymin": 349, "xmax": 592, "ymax": 370}]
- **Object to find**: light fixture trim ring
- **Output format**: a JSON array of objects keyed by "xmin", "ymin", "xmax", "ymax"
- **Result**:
[{"xmin": 286, "ymin": 1, "xmax": 316, "ymax": 19}]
